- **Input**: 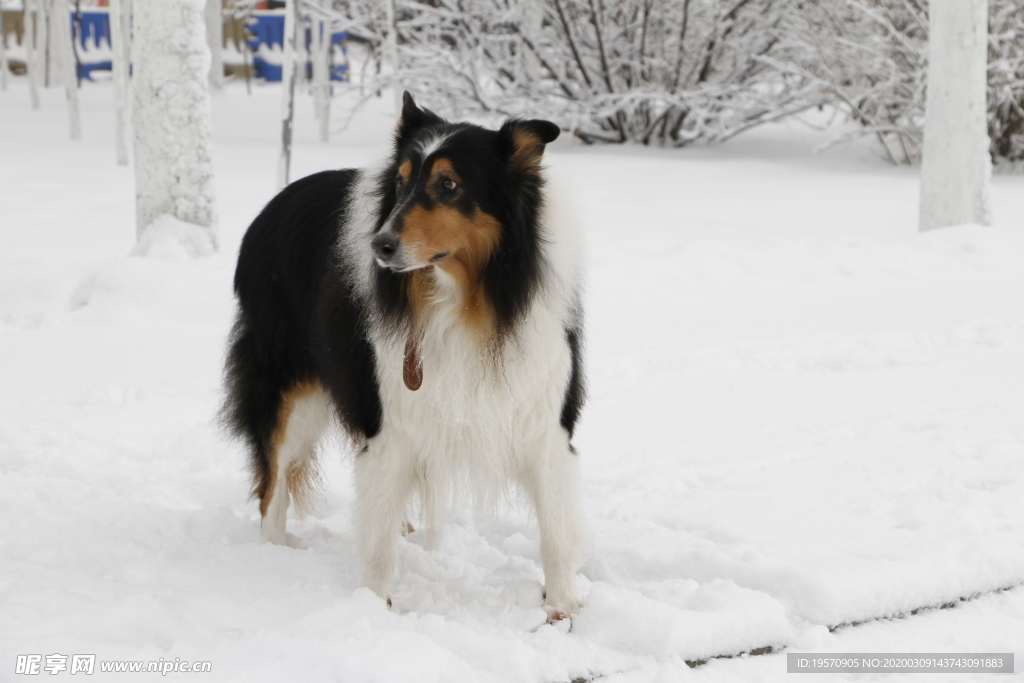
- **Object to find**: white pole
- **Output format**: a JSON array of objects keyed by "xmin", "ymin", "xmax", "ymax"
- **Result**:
[
  {"xmin": 384, "ymin": 0, "xmax": 401, "ymax": 113},
  {"xmin": 25, "ymin": 0, "xmax": 41, "ymax": 108},
  {"xmin": 110, "ymin": 0, "xmax": 130, "ymax": 164},
  {"xmin": 0, "ymin": 7, "xmax": 9, "ymax": 91},
  {"xmin": 124, "ymin": 0, "xmax": 132, "ymax": 80},
  {"xmin": 277, "ymin": 0, "xmax": 299, "ymax": 189},
  {"xmin": 54, "ymin": 0, "xmax": 80, "ymax": 139},
  {"xmin": 205, "ymin": 0, "xmax": 223, "ymax": 89},
  {"xmin": 296, "ymin": 2, "xmax": 307, "ymax": 90},
  {"xmin": 314, "ymin": 16, "xmax": 329, "ymax": 142},
  {"xmin": 919, "ymin": 0, "xmax": 991, "ymax": 231},
  {"xmin": 312, "ymin": 16, "xmax": 322, "ymax": 122},
  {"xmin": 43, "ymin": 0, "xmax": 52, "ymax": 87}
]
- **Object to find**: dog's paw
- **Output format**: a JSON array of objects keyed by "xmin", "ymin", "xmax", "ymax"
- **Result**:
[
  {"xmin": 362, "ymin": 584, "xmax": 394, "ymax": 610},
  {"xmin": 260, "ymin": 525, "xmax": 286, "ymax": 546},
  {"xmin": 542, "ymin": 599, "xmax": 581, "ymax": 624}
]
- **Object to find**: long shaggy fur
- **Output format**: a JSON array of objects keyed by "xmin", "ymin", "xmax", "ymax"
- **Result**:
[{"xmin": 222, "ymin": 93, "xmax": 587, "ymax": 621}]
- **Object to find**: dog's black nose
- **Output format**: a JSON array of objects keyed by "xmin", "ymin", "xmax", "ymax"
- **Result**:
[{"xmin": 371, "ymin": 232, "xmax": 399, "ymax": 260}]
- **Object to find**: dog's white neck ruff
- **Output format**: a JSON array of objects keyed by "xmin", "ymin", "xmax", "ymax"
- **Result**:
[{"xmin": 339, "ymin": 163, "xmax": 585, "ymax": 514}]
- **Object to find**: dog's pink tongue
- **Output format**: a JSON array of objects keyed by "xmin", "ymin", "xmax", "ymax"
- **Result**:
[{"xmin": 403, "ymin": 337, "xmax": 423, "ymax": 391}]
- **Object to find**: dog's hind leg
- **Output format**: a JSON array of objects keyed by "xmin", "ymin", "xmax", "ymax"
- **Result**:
[
  {"xmin": 260, "ymin": 382, "xmax": 332, "ymax": 545},
  {"xmin": 519, "ymin": 431, "xmax": 586, "ymax": 622},
  {"xmin": 354, "ymin": 432, "xmax": 416, "ymax": 606}
]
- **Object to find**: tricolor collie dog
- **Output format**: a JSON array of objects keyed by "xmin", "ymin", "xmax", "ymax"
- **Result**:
[{"xmin": 222, "ymin": 93, "xmax": 586, "ymax": 620}]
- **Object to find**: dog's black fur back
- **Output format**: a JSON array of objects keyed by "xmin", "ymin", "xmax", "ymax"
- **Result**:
[{"xmin": 222, "ymin": 170, "xmax": 382, "ymax": 499}]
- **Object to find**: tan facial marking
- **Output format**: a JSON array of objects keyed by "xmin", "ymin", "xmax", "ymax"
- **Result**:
[
  {"xmin": 401, "ymin": 204, "xmax": 500, "ymax": 269},
  {"xmin": 398, "ymin": 157, "xmax": 500, "ymax": 335},
  {"xmin": 398, "ymin": 159, "xmax": 412, "ymax": 187},
  {"xmin": 427, "ymin": 158, "xmax": 459, "ymax": 200}
]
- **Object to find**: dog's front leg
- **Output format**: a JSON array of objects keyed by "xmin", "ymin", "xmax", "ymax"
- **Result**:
[
  {"xmin": 355, "ymin": 437, "xmax": 415, "ymax": 607},
  {"xmin": 521, "ymin": 434, "xmax": 585, "ymax": 622}
]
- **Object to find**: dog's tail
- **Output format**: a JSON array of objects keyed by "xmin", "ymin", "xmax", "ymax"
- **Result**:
[{"xmin": 220, "ymin": 312, "xmax": 282, "ymax": 502}]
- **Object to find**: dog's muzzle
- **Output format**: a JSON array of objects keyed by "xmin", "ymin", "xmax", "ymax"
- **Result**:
[{"xmin": 371, "ymin": 231, "xmax": 404, "ymax": 270}]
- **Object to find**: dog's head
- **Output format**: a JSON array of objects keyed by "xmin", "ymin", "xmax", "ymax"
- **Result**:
[{"xmin": 372, "ymin": 92, "xmax": 560, "ymax": 276}]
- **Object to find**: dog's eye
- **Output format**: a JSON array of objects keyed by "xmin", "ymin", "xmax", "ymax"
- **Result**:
[
  {"xmin": 395, "ymin": 176, "xmax": 404, "ymax": 192},
  {"xmin": 440, "ymin": 178, "xmax": 458, "ymax": 193}
]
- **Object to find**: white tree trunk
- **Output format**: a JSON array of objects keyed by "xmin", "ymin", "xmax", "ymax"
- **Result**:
[
  {"xmin": 109, "ymin": 0, "xmax": 130, "ymax": 165},
  {"xmin": 277, "ymin": 0, "xmax": 298, "ymax": 189},
  {"xmin": 919, "ymin": 0, "xmax": 991, "ymax": 231},
  {"xmin": 25, "ymin": 0, "xmax": 40, "ymax": 109},
  {"xmin": 132, "ymin": 0, "xmax": 217, "ymax": 244},
  {"xmin": 53, "ymin": 0, "xmax": 81, "ymax": 140},
  {"xmin": 205, "ymin": 0, "xmax": 223, "ymax": 89}
]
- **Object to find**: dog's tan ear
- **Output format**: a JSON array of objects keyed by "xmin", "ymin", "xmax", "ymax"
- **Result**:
[
  {"xmin": 396, "ymin": 91, "xmax": 443, "ymax": 139},
  {"xmin": 500, "ymin": 118, "xmax": 561, "ymax": 173}
]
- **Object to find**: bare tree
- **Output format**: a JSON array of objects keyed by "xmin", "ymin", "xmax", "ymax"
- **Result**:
[
  {"xmin": 276, "ymin": 0, "xmax": 363, "ymax": 182},
  {"xmin": 25, "ymin": 0, "xmax": 40, "ymax": 108},
  {"xmin": 277, "ymin": 0, "xmax": 299, "ymax": 188},
  {"xmin": 0, "ymin": 7, "xmax": 9, "ymax": 91},
  {"xmin": 109, "ymin": 0, "xmax": 130, "ymax": 165},
  {"xmin": 52, "ymin": 0, "xmax": 80, "ymax": 140}
]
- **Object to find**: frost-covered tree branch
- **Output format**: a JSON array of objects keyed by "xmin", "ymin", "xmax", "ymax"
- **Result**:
[
  {"xmin": 333, "ymin": 0, "xmax": 1023, "ymax": 163},
  {"xmin": 341, "ymin": 0, "xmax": 829, "ymax": 147},
  {"xmin": 797, "ymin": 0, "xmax": 1023, "ymax": 165}
]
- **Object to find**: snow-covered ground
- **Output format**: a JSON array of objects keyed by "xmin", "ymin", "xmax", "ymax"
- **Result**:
[{"xmin": 2, "ymin": 78, "xmax": 1023, "ymax": 682}]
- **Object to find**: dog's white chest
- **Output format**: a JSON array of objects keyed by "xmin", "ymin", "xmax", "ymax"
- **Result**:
[{"xmin": 372, "ymin": 305, "xmax": 571, "ymax": 475}]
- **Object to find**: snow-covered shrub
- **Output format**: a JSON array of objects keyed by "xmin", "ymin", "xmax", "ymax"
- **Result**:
[
  {"xmin": 346, "ymin": 0, "xmax": 828, "ymax": 146},
  {"xmin": 988, "ymin": 2, "xmax": 1024, "ymax": 163},
  {"xmin": 775, "ymin": 0, "xmax": 926, "ymax": 165},
  {"xmin": 340, "ymin": 0, "xmax": 1024, "ymax": 163}
]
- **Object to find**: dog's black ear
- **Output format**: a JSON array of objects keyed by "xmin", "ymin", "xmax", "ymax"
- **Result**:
[
  {"xmin": 500, "ymin": 118, "xmax": 561, "ymax": 173},
  {"xmin": 396, "ymin": 91, "xmax": 443, "ymax": 138}
]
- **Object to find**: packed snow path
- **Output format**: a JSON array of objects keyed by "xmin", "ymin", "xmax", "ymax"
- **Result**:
[{"xmin": 2, "ymin": 83, "xmax": 1023, "ymax": 681}]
